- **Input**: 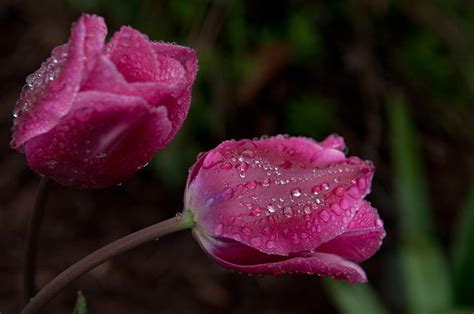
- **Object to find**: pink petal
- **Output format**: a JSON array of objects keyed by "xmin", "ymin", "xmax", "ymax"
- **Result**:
[
  {"xmin": 105, "ymin": 26, "xmax": 186, "ymax": 87},
  {"xmin": 320, "ymin": 134, "xmax": 347, "ymax": 152},
  {"xmin": 186, "ymin": 135, "xmax": 374, "ymax": 257},
  {"xmin": 316, "ymin": 201, "xmax": 385, "ymax": 261},
  {"xmin": 11, "ymin": 14, "xmax": 107, "ymax": 150},
  {"xmin": 195, "ymin": 230, "xmax": 366, "ymax": 283},
  {"xmin": 105, "ymin": 28, "xmax": 196, "ymax": 140},
  {"xmin": 150, "ymin": 42, "xmax": 198, "ymax": 86},
  {"xmin": 24, "ymin": 91, "xmax": 171, "ymax": 188}
]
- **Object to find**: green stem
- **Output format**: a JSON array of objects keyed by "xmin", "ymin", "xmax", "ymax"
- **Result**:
[
  {"xmin": 22, "ymin": 211, "xmax": 195, "ymax": 314},
  {"xmin": 24, "ymin": 176, "xmax": 51, "ymax": 304}
]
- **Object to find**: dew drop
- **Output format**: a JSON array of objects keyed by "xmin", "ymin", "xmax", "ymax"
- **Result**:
[
  {"xmin": 246, "ymin": 181, "xmax": 257, "ymax": 190},
  {"xmin": 283, "ymin": 206, "xmax": 294, "ymax": 218},
  {"xmin": 319, "ymin": 210, "xmax": 331, "ymax": 222},
  {"xmin": 221, "ymin": 187, "xmax": 234, "ymax": 200},
  {"xmin": 241, "ymin": 149, "xmax": 255, "ymax": 158},
  {"xmin": 237, "ymin": 162, "xmax": 249, "ymax": 172},
  {"xmin": 250, "ymin": 237, "xmax": 262, "ymax": 247},
  {"xmin": 242, "ymin": 227, "xmax": 252, "ymax": 236},
  {"xmin": 340, "ymin": 197, "xmax": 351, "ymax": 210},
  {"xmin": 331, "ymin": 203, "xmax": 343, "ymax": 215},
  {"xmin": 266, "ymin": 240, "xmax": 276, "ymax": 249},
  {"xmin": 220, "ymin": 162, "xmax": 233, "ymax": 170},
  {"xmin": 291, "ymin": 188, "xmax": 302, "ymax": 198},
  {"xmin": 311, "ymin": 185, "xmax": 321, "ymax": 195},
  {"xmin": 267, "ymin": 205, "xmax": 276, "ymax": 213},
  {"xmin": 249, "ymin": 207, "xmax": 262, "ymax": 217}
]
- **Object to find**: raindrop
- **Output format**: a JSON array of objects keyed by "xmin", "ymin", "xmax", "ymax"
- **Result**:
[
  {"xmin": 340, "ymin": 197, "xmax": 351, "ymax": 210},
  {"xmin": 319, "ymin": 210, "xmax": 331, "ymax": 222},
  {"xmin": 266, "ymin": 240, "xmax": 276, "ymax": 249},
  {"xmin": 250, "ymin": 237, "xmax": 262, "ymax": 247},
  {"xmin": 246, "ymin": 181, "xmax": 257, "ymax": 190},
  {"xmin": 241, "ymin": 149, "xmax": 255, "ymax": 158},
  {"xmin": 242, "ymin": 227, "xmax": 252, "ymax": 236},
  {"xmin": 249, "ymin": 207, "xmax": 262, "ymax": 217},
  {"xmin": 221, "ymin": 187, "xmax": 234, "ymax": 200},
  {"xmin": 267, "ymin": 205, "xmax": 276, "ymax": 213},
  {"xmin": 220, "ymin": 162, "xmax": 233, "ymax": 170},
  {"xmin": 291, "ymin": 188, "xmax": 302, "ymax": 198},
  {"xmin": 283, "ymin": 206, "xmax": 293, "ymax": 218}
]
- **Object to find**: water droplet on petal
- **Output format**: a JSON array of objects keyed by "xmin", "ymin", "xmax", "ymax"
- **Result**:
[
  {"xmin": 283, "ymin": 206, "xmax": 294, "ymax": 218},
  {"xmin": 250, "ymin": 237, "xmax": 262, "ymax": 247},
  {"xmin": 319, "ymin": 210, "xmax": 331, "ymax": 222},
  {"xmin": 220, "ymin": 162, "xmax": 233, "ymax": 170},
  {"xmin": 242, "ymin": 227, "xmax": 252, "ymax": 236},
  {"xmin": 241, "ymin": 149, "xmax": 255, "ymax": 158},
  {"xmin": 221, "ymin": 187, "xmax": 234, "ymax": 199},
  {"xmin": 340, "ymin": 197, "xmax": 351, "ymax": 210},
  {"xmin": 246, "ymin": 181, "xmax": 257, "ymax": 190},
  {"xmin": 291, "ymin": 188, "xmax": 302, "ymax": 198},
  {"xmin": 266, "ymin": 240, "xmax": 276, "ymax": 249}
]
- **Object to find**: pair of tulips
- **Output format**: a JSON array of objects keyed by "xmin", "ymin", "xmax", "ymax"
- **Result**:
[{"xmin": 12, "ymin": 14, "xmax": 385, "ymax": 290}]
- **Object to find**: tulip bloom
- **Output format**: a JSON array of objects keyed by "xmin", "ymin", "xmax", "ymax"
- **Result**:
[
  {"xmin": 185, "ymin": 135, "xmax": 385, "ymax": 283},
  {"xmin": 10, "ymin": 14, "xmax": 197, "ymax": 188}
]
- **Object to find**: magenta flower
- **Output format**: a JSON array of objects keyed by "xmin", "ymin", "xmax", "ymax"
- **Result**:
[
  {"xmin": 185, "ymin": 135, "xmax": 385, "ymax": 283},
  {"xmin": 10, "ymin": 14, "xmax": 197, "ymax": 188}
]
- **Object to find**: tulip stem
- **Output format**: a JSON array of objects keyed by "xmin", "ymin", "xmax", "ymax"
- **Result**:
[
  {"xmin": 21, "ymin": 211, "xmax": 195, "ymax": 314},
  {"xmin": 23, "ymin": 176, "xmax": 52, "ymax": 305}
]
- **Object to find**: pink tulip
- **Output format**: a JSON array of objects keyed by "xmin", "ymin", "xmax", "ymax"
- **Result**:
[
  {"xmin": 10, "ymin": 14, "xmax": 197, "ymax": 188},
  {"xmin": 185, "ymin": 135, "xmax": 385, "ymax": 283}
]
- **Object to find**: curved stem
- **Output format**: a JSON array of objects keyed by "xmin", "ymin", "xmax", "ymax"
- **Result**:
[
  {"xmin": 22, "ymin": 211, "xmax": 195, "ymax": 314},
  {"xmin": 24, "ymin": 176, "xmax": 52, "ymax": 304}
]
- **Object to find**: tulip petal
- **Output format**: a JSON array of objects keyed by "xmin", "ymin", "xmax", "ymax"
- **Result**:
[
  {"xmin": 187, "ymin": 135, "xmax": 374, "ymax": 257},
  {"xmin": 11, "ymin": 14, "xmax": 107, "ymax": 149},
  {"xmin": 316, "ymin": 201, "xmax": 385, "ymax": 261},
  {"xmin": 150, "ymin": 42, "xmax": 198, "ymax": 86},
  {"xmin": 24, "ymin": 91, "xmax": 171, "ymax": 187},
  {"xmin": 105, "ymin": 27, "xmax": 187, "ymax": 87},
  {"xmin": 320, "ymin": 134, "xmax": 347, "ymax": 152},
  {"xmin": 194, "ymin": 228, "xmax": 367, "ymax": 283}
]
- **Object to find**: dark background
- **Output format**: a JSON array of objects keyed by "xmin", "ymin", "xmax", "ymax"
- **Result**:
[{"xmin": 1, "ymin": 0, "xmax": 473, "ymax": 313}]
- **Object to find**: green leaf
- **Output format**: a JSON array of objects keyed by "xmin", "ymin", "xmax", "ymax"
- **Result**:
[
  {"xmin": 323, "ymin": 279, "xmax": 389, "ymax": 314},
  {"xmin": 400, "ymin": 237, "xmax": 452, "ymax": 314},
  {"xmin": 452, "ymin": 186, "xmax": 474, "ymax": 308},
  {"xmin": 72, "ymin": 291, "xmax": 87, "ymax": 314},
  {"xmin": 388, "ymin": 96, "xmax": 432, "ymax": 236},
  {"xmin": 388, "ymin": 94, "xmax": 452, "ymax": 314}
]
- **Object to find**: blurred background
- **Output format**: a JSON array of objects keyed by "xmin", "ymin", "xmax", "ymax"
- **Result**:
[{"xmin": 0, "ymin": 0, "xmax": 473, "ymax": 313}]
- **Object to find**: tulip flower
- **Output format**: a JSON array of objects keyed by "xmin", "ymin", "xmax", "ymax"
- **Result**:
[
  {"xmin": 185, "ymin": 135, "xmax": 385, "ymax": 283},
  {"xmin": 10, "ymin": 14, "xmax": 197, "ymax": 188}
]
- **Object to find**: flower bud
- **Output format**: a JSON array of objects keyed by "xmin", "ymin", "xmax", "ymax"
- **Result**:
[
  {"xmin": 11, "ymin": 14, "xmax": 198, "ymax": 188},
  {"xmin": 186, "ymin": 135, "xmax": 385, "ymax": 283}
]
